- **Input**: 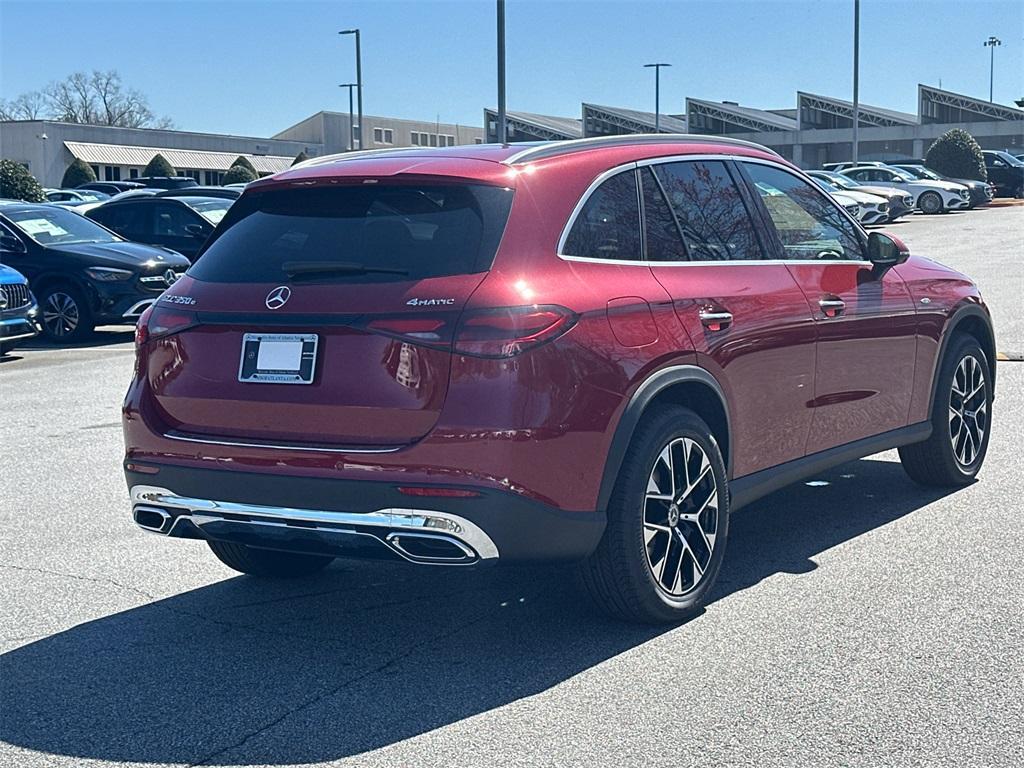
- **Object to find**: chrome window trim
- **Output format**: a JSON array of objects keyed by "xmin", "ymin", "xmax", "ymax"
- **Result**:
[
  {"xmin": 503, "ymin": 134, "xmax": 780, "ymax": 166},
  {"xmin": 556, "ymin": 153, "xmax": 871, "ymax": 267}
]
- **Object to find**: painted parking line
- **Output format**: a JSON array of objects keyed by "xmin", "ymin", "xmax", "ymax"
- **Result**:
[{"xmin": 997, "ymin": 352, "xmax": 1023, "ymax": 362}]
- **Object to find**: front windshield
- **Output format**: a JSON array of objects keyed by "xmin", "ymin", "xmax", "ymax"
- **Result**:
[
  {"xmin": 829, "ymin": 174, "xmax": 860, "ymax": 190},
  {"xmin": 892, "ymin": 170, "xmax": 917, "ymax": 182},
  {"xmin": 5, "ymin": 207, "xmax": 120, "ymax": 246},
  {"xmin": 812, "ymin": 178, "xmax": 840, "ymax": 194},
  {"xmin": 189, "ymin": 200, "xmax": 232, "ymax": 225},
  {"xmin": 998, "ymin": 152, "xmax": 1024, "ymax": 167},
  {"xmin": 912, "ymin": 167, "xmax": 942, "ymax": 180}
]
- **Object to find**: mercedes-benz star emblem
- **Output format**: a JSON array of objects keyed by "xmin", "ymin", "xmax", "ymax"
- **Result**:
[
  {"xmin": 265, "ymin": 285, "xmax": 291, "ymax": 310},
  {"xmin": 164, "ymin": 269, "xmax": 179, "ymax": 286}
]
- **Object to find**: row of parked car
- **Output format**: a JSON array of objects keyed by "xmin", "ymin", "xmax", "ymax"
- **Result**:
[{"xmin": 1, "ymin": 177, "xmax": 245, "ymax": 352}]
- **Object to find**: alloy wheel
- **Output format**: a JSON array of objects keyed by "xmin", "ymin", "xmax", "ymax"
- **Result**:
[
  {"xmin": 643, "ymin": 437, "xmax": 719, "ymax": 597},
  {"xmin": 949, "ymin": 354, "xmax": 987, "ymax": 468},
  {"xmin": 43, "ymin": 292, "xmax": 80, "ymax": 338},
  {"xmin": 919, "ymin": 192, "xmax": 942, "ymax": 214}
]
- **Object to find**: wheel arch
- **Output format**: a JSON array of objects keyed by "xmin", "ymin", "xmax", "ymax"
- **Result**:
[
  {"xmin": 928, "ymin": 303, "xmax": 997, "ymax": 414},
  {"xmin": 597, "ymin": 365, "xmax": 731, "ymax": 513}
]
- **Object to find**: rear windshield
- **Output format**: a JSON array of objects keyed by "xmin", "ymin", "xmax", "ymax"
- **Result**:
[{"xmin": 189, "ymin": 184, "xmax": 514, "ymax": 283}]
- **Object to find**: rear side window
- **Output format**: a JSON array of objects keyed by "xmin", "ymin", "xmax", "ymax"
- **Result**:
[
  {"xmin": 651, "ymin": 160, "xmax": 763, "ymax": 261},
  {"xmin": 641, "ymin": 168, "xmax": 687, "ymax": 262},
  {"xmin": 189, "ymin": 184, "xmax": 514, "ymax": 283},
  {"xmin": 562, "ymin": 170, "xmax": 641, "ymax": 261}
]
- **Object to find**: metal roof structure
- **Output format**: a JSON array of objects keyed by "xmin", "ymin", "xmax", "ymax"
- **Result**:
[
  {"xmin": 62, "ymin": 141, "xmax": 294, "ymax": 174},
  {"xmin": 918, "ymin": 84, "xmax": 1024, "ymax": 123},
  {"xmin": 685, "ymin": 98, "xmax": 799, "ymax": 132},
  {"xmin": 797, "ymin": 91, "xmax": 918, "ymax": 127},
  {"xmin": 582, "ymin": 103, "xmax": 688, "ymax": 135},
  {"xmin": 484, "ymin": 109, "xmax": 583, "ymax": 141}
]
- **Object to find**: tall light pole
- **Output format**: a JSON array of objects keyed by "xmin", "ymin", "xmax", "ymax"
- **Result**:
[
  {"xmin": 643, "ymin": 63, "xmax": 671, "ymax": 133},
  {"xmin": 852, "ymin": 0, "xmax": 860, "ymax": 165},
  {"xmin": 338, "ymin": 83, "xmax": 357, "ymax": 150},
  {"xmin": 339, "ymin": 29, "xmax": 363, "ymax": 149},
  {"xmin": 984, "ymin": 36, "xmax": 1002, "ymax": 102},
  {"xmin": 496, "ymin": 0, "xmax": 507, "ymax": 144}
]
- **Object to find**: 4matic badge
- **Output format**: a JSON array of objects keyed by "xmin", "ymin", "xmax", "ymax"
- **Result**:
[{"xmin": 406, "ymin": 298, "xmax": 455, "ymax": 306}]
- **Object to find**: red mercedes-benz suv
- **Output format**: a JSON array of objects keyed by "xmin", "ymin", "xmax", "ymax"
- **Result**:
[{"xmin": 124, "ymin": 136, "xmax": 995, "ymax": 623}]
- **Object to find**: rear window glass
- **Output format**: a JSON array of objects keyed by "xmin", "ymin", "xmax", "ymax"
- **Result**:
[{"xmin": 189, "ymin": 184, "xmax": 514, "ymax": 283}]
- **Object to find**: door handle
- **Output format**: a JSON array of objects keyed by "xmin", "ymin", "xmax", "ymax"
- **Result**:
[
  {"xmin": 818, "ymin": 298, "xmax": 846, "ymax": 318},
  {"xmin": 699, "ymin": 310, "xmax": 733, "ymax": 331}
]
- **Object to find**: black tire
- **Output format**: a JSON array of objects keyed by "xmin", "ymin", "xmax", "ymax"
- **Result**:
[
  {"xmin": 38, "ymin": 283, "xmax": 94, "ymax": 343},
  {"xmin": 899, "ymin": 335, "xmax": 992, "ymax": 486},
  {"xmin": 578, "ymin": 405, "xmax": 730, "ymax": 624},
  {"xmin": 918, "ymin": 191, "xmax": 943, "ymax": 215},
  {"xmin": 207, "ymin": 540, "xmax": 334, "ymax": 577}
]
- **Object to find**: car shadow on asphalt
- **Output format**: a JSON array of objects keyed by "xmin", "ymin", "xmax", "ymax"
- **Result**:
[
  {"xmin": 17, "ymin": 328, "xmax": 135, "ymax": 351},
  {"xmin": 0, "ymin": 457, "xmax": 957, "ymax": 765}
]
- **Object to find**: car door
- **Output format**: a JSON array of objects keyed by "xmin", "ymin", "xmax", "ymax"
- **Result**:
[
  {"xmin": 640, "ymin": 158, "xmax": 817, "ymax": 478},
  {"xmin": 738, "ymin": 160, "xmax": 917, "ymax": 454}
]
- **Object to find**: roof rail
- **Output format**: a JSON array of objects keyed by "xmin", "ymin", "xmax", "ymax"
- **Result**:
[
  {"xmin": 502, "ymin": 133, "xmax": 780, "ymax": 165},
  {"xmin": 291, "ymin": 146, "xmax": 430, "ymax": 169}
]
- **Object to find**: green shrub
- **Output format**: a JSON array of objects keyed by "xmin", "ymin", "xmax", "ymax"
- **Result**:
[
  {"xmin": 143, "ymin": 153, "xmax": 175, "ymax": 177},
  {"xmin": 925, "ymin": 129, "xmax": 987, "ymax": 181},
  {"xmin": 0, "ymin": 159, "xmax": 46, "ymax": 202},
  {"xmin": 291, "ymin": 150, "xmax": 309, "ymax": 166},
  {"xmin": 231, "ymin": 155, "xmax": 257, "ymax": 173},
  {"xmin": 61, "ymin": 158, "xmax": 97, "ymax": 188},
  {"xmin": 222, "ymin": 164, "xmax": 257, "ymax": 185}
]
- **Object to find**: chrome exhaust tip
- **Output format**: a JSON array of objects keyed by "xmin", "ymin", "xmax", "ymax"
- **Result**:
[
  {"xmin": 133, "ymin": 506, "xmax": 171, "ymax": 534},
  {"xmin": 385, "ymin": 532, "xmax": 477, "ymax": 564}
]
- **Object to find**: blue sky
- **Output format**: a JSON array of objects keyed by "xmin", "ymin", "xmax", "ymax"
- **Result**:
[{"xmin": 1, "ymin": 0, "xmax": 1021, "ymax": 137}]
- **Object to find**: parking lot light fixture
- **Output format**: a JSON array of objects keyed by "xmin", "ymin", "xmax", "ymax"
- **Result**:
[
  {"xmin": 984, "ymin": 37, "xmax": 1002, "ymax": 103},
  {"xmin": 339, "ymin": 29, "xmax": 363, "ymax": 149},
  {"xmin": 338, "ymin": 83, "xmax": 357, "ymax": 150},
  {"xmin": 643, "ymin": 63, "xmax": 671, "ymax": 133}
]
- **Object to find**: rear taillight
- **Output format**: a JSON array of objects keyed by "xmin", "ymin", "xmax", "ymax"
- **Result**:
[
  {"xmin": 137, "ymin": 304, "xmax": 198, "ymax": 346},
  {"xmin": 454, "ymin": 305, "xmax": 576, "ymax": 358},
  {"xmin": 361, "ymin": 305, "xmax": 577, "ymax": 358}
]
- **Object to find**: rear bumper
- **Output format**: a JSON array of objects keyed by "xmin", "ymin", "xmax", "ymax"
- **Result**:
[{"xmin": 125, "ymin": 463, "xmax": 606, "ymax": 565}]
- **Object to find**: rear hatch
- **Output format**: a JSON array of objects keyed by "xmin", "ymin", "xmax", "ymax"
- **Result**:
[{"xmin": 142, "ymin": 181, "xmax": 513, "ymax": 448}]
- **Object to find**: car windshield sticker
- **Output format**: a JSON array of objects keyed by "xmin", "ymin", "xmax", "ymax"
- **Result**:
[{"xmin": 19, "ymin": 218, "xmax": 69, "ymax": 237}]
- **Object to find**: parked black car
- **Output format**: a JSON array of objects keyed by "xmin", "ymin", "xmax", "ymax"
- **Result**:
[
  {"xmin": 981, "ymin": 150, "xmax": 1024, "ymax": 197},
  {"xmin": 0, "ymin": 263, "xmax": 39, "ymax": 355},
  {"xmin": 156, "ymin": 186, "xmax": 241, "ymax": 200},
  {"xmin": 86, "ymin": 196, "xmax": 231, "ymax": 260},
  {"xmin": 77, "ymin": 181, "xmax": 145, "ymax": 196},
  {"xmin": 893, "ymin": 164, "xmax": 994, "ymax": 208},
  {"xmin": 0, "ymin": 202, "xmax": 189, "ymax": 342},
  {"xmin": 130, "ymin": 176, "xmax": 200, "ymax": 190}
]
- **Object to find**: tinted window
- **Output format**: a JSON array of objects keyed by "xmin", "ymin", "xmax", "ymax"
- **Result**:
[
  {"xmin": 563, "ymin": 170, "xmax": 640, "ymax": 261},
  {"xmin": 652, "ymin": 160, "xmax": 763, "ymax": 261},
  {"xmin": 640, "ymin": 168, "xmax": 687, "ymax": 262},
  {"xmin": 154, "ymin": 204, "xmax": 198, "ymax": 237},
  {"xmin": 92, "ymin": 204, "xmax": 147, "ymax": 235},
  {"xmin": 744, "ymin": 163, "xmax": 865, "ymax": 261},
  {"xmin": 190, "ymin": 184, "xmax": 514, "ymax": 283}
]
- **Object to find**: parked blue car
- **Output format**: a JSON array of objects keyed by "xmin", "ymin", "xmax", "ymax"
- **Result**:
[{"xmin": 0, "ymin": 263, "xmax": 39, "ymax": 355}]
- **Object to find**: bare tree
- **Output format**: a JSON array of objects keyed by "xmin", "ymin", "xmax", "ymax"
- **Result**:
[
  {"xmin": 0, "ymin": 91, "xmax": 49, "ymax": 120},
  {"xmin": 1, "ymin": 70, "xmax": 173, "ymax": 128}
]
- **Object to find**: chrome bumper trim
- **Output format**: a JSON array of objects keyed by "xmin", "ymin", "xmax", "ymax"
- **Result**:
[
  {"xmin": 129, "ymin": 484, "xmax": 500, "ymax": 562},
  {"xmin": 123, "ymin": 299, "xmax": 156, "ymax": 319}
]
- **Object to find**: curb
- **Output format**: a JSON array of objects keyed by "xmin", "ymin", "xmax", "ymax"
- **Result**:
[{"xmin": 996, "ymin": 352, "xmax": 1023, "ymax": 362}]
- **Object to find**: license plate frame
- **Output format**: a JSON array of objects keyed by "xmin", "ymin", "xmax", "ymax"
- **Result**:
[{"xmin": 238, "ymin": 333, "xmax": 318, "ymax": 385}]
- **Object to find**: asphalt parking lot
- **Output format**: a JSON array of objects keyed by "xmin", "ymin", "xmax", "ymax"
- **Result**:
[{"xmin": 1, "ymin": 205, "xmax": 1022, "ymax": 767}]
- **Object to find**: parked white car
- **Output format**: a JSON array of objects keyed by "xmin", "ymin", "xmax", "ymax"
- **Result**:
[
  {"xmin": 810, "ymin": 177, "xmax": 891, "ymax": 225},
  {"xmin": 840, "ymin": 166, "xmax": 971, "ymax": 214}
]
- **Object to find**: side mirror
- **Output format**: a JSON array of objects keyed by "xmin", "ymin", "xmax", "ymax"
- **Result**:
[
  {"xmin": 867, "ymin": 231, "xmax": 909, "ymax": 278},
  {"xmin": 0, "ymin": 234, "xmax": 25, "ymax": 253},
  {"xmin": 185, "ymin": 223, "xmax": 208, "ymax": 239}
]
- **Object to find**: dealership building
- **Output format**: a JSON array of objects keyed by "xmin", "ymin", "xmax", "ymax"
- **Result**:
[
  {"xmin": 0, "ymin": 111, "xmax": 484, "ymax": 188},
  {"xmin": 486, "ymin": 84, "xmax": 1023, "ymax": 167},
  {"xmin": 2, "ymin": 84, "xmax": 1020, "ymax": 187}
]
